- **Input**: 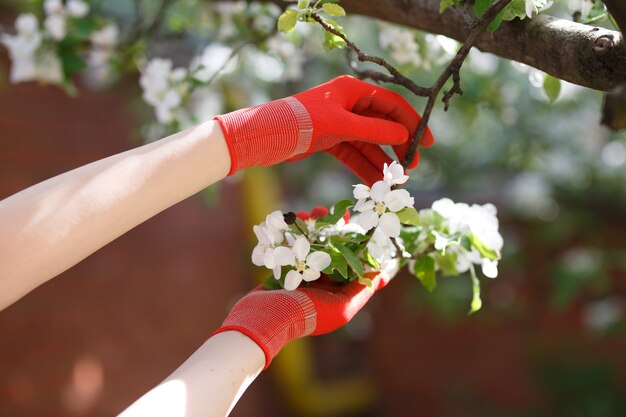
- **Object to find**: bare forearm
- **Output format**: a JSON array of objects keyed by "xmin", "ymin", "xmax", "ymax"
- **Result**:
[
  {"xmin": 118, "ymin": 331, "xmax": 265, "ymax": 417},
  {"xmin": 0, "ymin": 120, "xmax": 230, "ymax": 310}
]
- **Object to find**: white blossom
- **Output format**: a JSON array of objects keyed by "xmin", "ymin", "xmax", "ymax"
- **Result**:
[
  {"xmin": 367, "ymin": 228, "xmax": 400, "ymax": 278},
  {"xmin": 354, "ymin": 180, "xmax": 414, "ymax": 238},
  {"xmin": 1, "ymin": 13, "xmax": 63, "ymax": 85},
  {"xmin": 90, "ymin": 24, "xmax": 119, "ymax": 47},
  {"xmin": 431, "ymin": 198, "xmax": 503, "ymax": 278},
  {"xmin": 66, "ymin": 0, "xmax": 90, "ymax": 18},
  {"xmin": 44, "ymin": 13, "xmax": 66, "ymax": 40},
  {"xmin": 274, "ymin": 237, "xmax": 331, "ymax": 290},
  {"xmin": 86, "ymin": 24, "xmax": 119, "ymax": 83},
  {"xmin": 139, "ymin": 58, "xmax": 189, "ymax": 125},
  {"xmin": 383, "ymin": 161, "xmax": 409, "ymax": 186}
]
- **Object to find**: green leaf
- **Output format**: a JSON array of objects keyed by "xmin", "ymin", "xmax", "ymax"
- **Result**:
[
  {"xmin": 294, "ymin": 217, "xmax": 309, "ymax": 235},
  {"xmin": 396, "ymin": 207, "xmax": 420, "ymax": 226},
  {"xmin": 473, "ymin": 0, "xmax": 493, "ymax": 18},
  {"xmin": 262, "ymin": 274, "xmax": 284, "ymax": 290},
  {"xmin": 331, "ymin": 242, "xmax": 364, "ymax": 277},
  {"xmin": 277, "ymin": 9, "xmax": 299, "ymax": 33},
  {"xmin": 318, "ymin": 199, "xmax": 352, "ymax": 224},
  {"xmin": 469, "ymin": 266, "xmax": 482, "ymax": 314},
  {"xmin": 439, "ymin": 0, "xmax": 457, "ymax": 13},
  {"xmin": 297, "ymin": 0, "xmax": 310, "ymax": 9},
  {"xmin": 501, "ymin": 0, "xmax": 527, "ymax": 21},
  {"xmin": 418, "ymin": 209, "xmax": 444, "ymax": 229},
  {"xmin": 363, "ymin": 249, "xmax": 381, "ymax": 269},
  {"xmin": 543, "ymin": 74, "xmax": 561, "ymax": 103},
  {"xmin": 413, "ymin": 256, "xmax": 436, "ymax": 292},
  {"xmin": 358, "ymin": 275, "xmax": 373, "ymax": 289},
  {"xmin": 322, "ymin": 3, "xmax": 346, "ymax": 16},
  {"xmin": 435, "ymin": 252, "xmax": 458, "ymax": 276},
  {"xmin": 321, "ymin": 17, "xmax": 346, "ymax": 50},
  {"xmin": 487, "ymin": 10, "xmax": 505, "ymax": 32},
  {"xmin": 57, "ymin": 42, "xmax": 86, "ymax": 79},
  {"xmin": 468, "ymin": 234, "xmax": 499, "ymax": 261},
  {"xmin": 322, "ymin": 248, "xmax": 349, "ymax": 279}
]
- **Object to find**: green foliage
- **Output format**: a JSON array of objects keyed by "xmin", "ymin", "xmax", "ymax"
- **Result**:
[
  {"xmin": 330, "ymin": 240, "xmax": 365, "ymax": 277},
  {"xmin": 318, "ymin": 199, "xmax": 353, "ymax": 224},
  {"xmin": 543, "ymin": 74, "xmax": 561, "ymax": 102},
  {"xmin": 277, "ymin": 9, "xmax": 299, "ymax": 33},
  {"xmin": 413, "ymin": 256, "xmax": 437, "ymax": 291},
  {"xmin": 396, "ymin": 207, "xmax": 420, "ymax": 226},
  {"xmin": 322, "ymin": 3, "xmax": 346, "ymax": 17}
]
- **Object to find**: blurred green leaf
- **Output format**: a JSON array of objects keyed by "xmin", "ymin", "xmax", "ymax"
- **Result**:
[{"xmin": 413, "ymin": 256, "xmax": 436, "ymax": 292}]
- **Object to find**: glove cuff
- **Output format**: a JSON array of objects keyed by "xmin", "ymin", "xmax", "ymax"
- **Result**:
[
  {"xmin": 215, "ymin": 97, "xmax": 313, "ymax": 175},
  {"xmin": 212, "ymin": 290, "xmax": 317, "ymax": 369}
]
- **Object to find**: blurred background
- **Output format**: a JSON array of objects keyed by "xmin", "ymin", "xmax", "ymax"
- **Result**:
[{"xmin": 1, "ymin": 1, "xmax": 625, "ymax": 416}]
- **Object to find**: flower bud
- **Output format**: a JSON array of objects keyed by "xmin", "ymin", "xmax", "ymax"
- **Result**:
[{"xmin": 283, "ymin": 212, "xmax": 297, "ymax": 225}]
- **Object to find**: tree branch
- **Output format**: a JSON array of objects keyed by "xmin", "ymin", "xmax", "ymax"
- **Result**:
[{"xmin": 335, "ymin": 0, "xmax": 626, "ymax": 91}]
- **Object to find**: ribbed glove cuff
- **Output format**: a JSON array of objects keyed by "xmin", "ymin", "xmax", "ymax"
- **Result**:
[
  {"xmin": 215, "ymin": 97, "xmax": 313, "ymax": 175},
  {"xmin": 212, "ymin": 290, "xmax": 317, "ymax": 369}
]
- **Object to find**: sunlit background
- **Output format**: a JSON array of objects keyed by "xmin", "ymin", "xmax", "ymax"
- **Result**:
[{"xmin": 1, "ymin": 0, "xmax": 625, "ymax": 416}]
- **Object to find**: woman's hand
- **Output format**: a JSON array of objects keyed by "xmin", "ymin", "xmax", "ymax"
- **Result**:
[
  {"xmin": 215, "ymin": 75, "xmax": 434, "ymax": 185},
  {"xmin": 212, "ymin": 271, "xmax": 391, "ymax": 368}
]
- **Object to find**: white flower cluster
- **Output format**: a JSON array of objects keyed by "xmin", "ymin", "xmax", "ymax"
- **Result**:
[
  {"xmin": 1, "ymin": 14, "xmax": 63, "ymax": 84},
  {"xmin": 353, "ymin": 162, "xmax": 413, "ymax": 238},
  {"xmin": 251, "ymin": 162, "xmax": 503, "ymax": 308},
  {"xmin": 378, "ymin": 24, "xmax": 421, "ymax": 68},
  {"xmin": 87, "ymin": 25, "xmax": 119, "ymax": 83},
  {"xmin": 139, "ymin": 58, "xmax": 190, "ymax": 125},
  {"xmin": 252, "ymin": 211, "xmax": 332, "ymax": 290},
  {"xmin": 1, "ymin": 0, "xmax": 120, "ymax": 87},
  {"xmin": 431, "ymin": 198, "xmax": 503, "ymax": 278},
  {"xmin": 44, "ymin": 0, "xmax": 89, "ymax": 41}
]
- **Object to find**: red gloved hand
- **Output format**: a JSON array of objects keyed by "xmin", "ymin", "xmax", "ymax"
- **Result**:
[
  {"xmin": 212, "ymin": 271, "xmax": 390, "ymax": 369},
  {"xmin": 215, "ymin": 75, "xmax": 434, "ymax": 182}
]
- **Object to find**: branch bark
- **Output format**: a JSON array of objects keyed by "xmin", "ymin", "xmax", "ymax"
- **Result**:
[{"xmin": 334, "ymin": 0, "xmax": 626, "ymax": 91}]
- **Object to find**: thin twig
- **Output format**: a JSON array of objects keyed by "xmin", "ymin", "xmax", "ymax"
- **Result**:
[
  {"xmin": 402, "ymin": 0, "xmax": 512, "ymax": 168},
  {"xmin": 311, "ymin": 0, "xmax": 512, "ymax": 169},
  {"xmin": 311, "ymin": 13, "xmax": 431, "ymax": 97}
]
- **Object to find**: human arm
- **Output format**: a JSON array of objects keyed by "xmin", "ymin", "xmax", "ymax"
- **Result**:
[
  {"xmin": 0, "ymin": 75, "xmax": 431, "ymax": 311},
  {"xmin": 118, "ymin": 272, "xmax": 390, "ymax": 417},
  {"xmin": 0, "ymin": 120, "xmax": 230, "ymax": 310},
  {"xmin": 118, "ymin": 331, "xmax": 265, "ymax": 417}
]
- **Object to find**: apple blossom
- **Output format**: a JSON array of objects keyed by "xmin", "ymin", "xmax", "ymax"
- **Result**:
[
  {"xmin": 354, "ymin": 180, "xmax": 414, "ymax": 238},
  {"xmin": 383, "ymin": 161, "xmax": 409, "ymax": 186},
  {"xmin": 274, "ymin": 237, "xmax": 331, "ymax": 290}
]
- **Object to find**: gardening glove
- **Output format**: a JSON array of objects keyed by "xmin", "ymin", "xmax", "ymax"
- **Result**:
[
  {"xmin": 212, "ymin": 271, "xmax": 390, "ymax": 369},
  {"xmin": 215, "ymin": 75, "xmax": 434, "ymax": 180}
]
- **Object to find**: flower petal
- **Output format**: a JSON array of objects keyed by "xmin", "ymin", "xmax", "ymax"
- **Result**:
[
  {"xmin": 353, "ymin": 184, "xmax": 370, "ymax": 200},
  {"xmin": 302, "ymin": 268, "xmax": 321, "ymax": 282},
  {"xmin": 481, "ymin": 259, "xmax": 499, "ymax": 278},
  {"xmin": 370, "ymin": 181, "xmax": 391, "ymax": 202},
  {"xmin": 251, "ymin": 244, "xmax": 265, "ymax": 266},
  {"xmin": 292, "ymin": 237, "xmax": 310, "ymax": 261},
  {"xmin": 354, "ymin": 198, "xmax": 375, "ymax": 213},
  {"xmin": 273, "ymin": 265, "xmax": 282, "ymax": 280},
  {"xmin": 384, "ymin": 189, "xmax": 414, "ymax": 212},
  {"xmin": 266, "ymin": 210, "xmax": 288, "ymax": 231},
  {"xmin": 306, "ymin": 251, "xmax": 332, "ymax": 271},
  {"xmin": 379, "ymin": 212, "xmax": 401, "ymax": 237},
  {"xmin": 263, "ymin": 250, "xmax": 276, "ymax": 269},
  {"xmin": 273, "ymin": 246, "xmax": 295, "ymax": 266},
  {"xmin": 357, "ymin": 210, "xmax": 379, "ymax": 232},
  {"xmin": 284, "ymin": 270, "xmax": 302, "ymax": 290}
]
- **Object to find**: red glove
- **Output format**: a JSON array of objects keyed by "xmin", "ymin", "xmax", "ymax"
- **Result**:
[
  {"xmin": 215, "ymin": 75, "xmax": 434, "ymax": 182},
  {"xmin": 212, "ymin": 271, "xmax": 390, "ymax": 369}
]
